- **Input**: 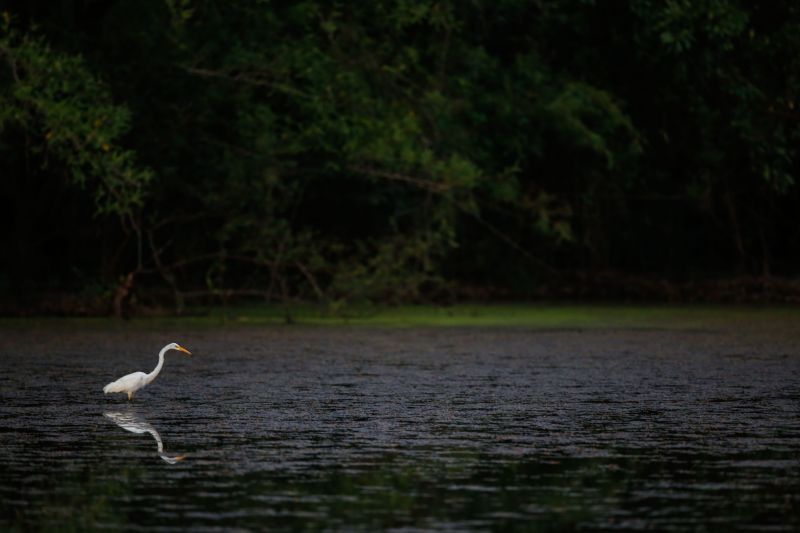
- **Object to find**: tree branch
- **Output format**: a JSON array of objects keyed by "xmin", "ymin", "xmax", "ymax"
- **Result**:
[
  {"xmin": 469, "ymin": 214, "xmax": 557, "ymax": 276},
  {"xmin": 182, "ymin": 65, "xmax": 310, "ymax": 99},
  {"xmin": 295, "ymin": 261, "xmax": 325, "ymax": 301},
  {"xmin": 146, "ymin": 230, "xmax": 185, "ymax": 314},
  {"xmin": 0, "ymin": 43, "xmax": 21, "ymax": 83},
  {"xmin": 349, "ymin": 165, "xmax": 452, "ymax": 193}
]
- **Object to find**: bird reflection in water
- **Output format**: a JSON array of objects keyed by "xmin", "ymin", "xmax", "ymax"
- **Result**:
[{"xmin": 104, "ymin": 410, "xmax": 187, "ymax": 464}]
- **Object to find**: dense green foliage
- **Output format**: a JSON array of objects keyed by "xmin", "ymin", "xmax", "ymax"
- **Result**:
[{"xmin": 1, "ymin": 1, "xmax": 799, "ymax": 313}]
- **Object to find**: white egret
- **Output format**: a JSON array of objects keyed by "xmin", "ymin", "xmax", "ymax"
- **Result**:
[{"xmin": 103, "ymin": 342, "xmax": 192, "ymax": 401}]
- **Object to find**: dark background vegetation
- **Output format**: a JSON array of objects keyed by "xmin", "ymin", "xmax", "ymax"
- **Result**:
[{"xmin": 2, "ymin": 0, "xmax": 799, "ymax": 315}]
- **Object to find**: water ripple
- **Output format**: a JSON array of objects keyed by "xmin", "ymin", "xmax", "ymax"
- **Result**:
[{"xmin": 0, "ymin": 326, "xmax": 799, "ymax": 530}]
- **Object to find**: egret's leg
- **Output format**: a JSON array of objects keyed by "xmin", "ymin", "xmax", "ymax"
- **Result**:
[{"xmin": 127, "ymin": 391, "xmax": 134, "ymax": 401}]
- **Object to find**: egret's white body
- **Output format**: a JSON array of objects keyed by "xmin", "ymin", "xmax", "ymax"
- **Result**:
[{"xmin": 103, "ymin": 343, "xmax": 192, "ymax": 401}]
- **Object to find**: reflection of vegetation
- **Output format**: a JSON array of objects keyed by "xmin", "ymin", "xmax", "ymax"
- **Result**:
[
  {"xmin": 4, "ymin": 448, "xmax": 797, "ymax": 530},
  {"xmin": 22, "ymin": 468, "xmax": 139, "ymax": 531},
  {"xmin": 205, "ymin": 451, "xmax": 797, "ymax": 530}
]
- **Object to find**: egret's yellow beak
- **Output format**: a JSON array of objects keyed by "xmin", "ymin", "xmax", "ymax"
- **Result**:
[{"xmin": 176, "ymin": 345, "xmax": 192, "ymax": 356}]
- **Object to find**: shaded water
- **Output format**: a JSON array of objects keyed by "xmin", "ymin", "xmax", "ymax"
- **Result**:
[{"xmin": 1, "ymin": 325, "xmax": 799, "ymax": 530}]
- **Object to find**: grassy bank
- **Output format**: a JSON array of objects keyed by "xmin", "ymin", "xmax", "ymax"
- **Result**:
[
  {"xmin": 3, "ymin": 303, "xmax": 799, "ymax": 331},
  {"xmin": 210, "ymin": 303, "xmax": 800, "ymax": 330}
]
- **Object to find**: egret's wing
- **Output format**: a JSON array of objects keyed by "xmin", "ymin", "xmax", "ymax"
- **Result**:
[{"xmin": 103, "ymin": 371, "xmax": 146, "ymax": 393}]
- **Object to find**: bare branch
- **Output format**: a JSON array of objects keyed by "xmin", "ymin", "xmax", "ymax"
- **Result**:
[
  {"xmin": 146, "ymin": 230, "xmax": 185, "ymax": 314},
  {"xmin": 349, "ymin": 165, "xmax": 452, "ymax": 193},
  {"xmin": 182, "ymin": 65, "xmax": 310, "ymax": 99},
  {"xmin": 181, "ymin": 289, "xmax": 274, "ymax": 299},
  {"xmin": 0, "ymin": 43, "xmax": 21, "ymax": 83},
  {"xmin": 295, "ymin": 261, "xmax": 325, "ymax": 301},
  {"xmin": 469, "ymin": 214, "xmax": 557, "ymax": 276}
]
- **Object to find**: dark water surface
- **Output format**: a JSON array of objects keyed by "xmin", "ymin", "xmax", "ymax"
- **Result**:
[{"xmin": 1, "ymin": 324, "xmax": 799, "ymax": 530}]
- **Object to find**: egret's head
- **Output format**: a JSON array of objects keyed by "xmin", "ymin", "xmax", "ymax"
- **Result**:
[{"xmin": 169, "ymin": 342, "xmax": 192, "ymax": 356}]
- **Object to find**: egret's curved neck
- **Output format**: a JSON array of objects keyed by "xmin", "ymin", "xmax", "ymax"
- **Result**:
[{"xmin": 146, "ymin": 345, "xmax": 171, "ymax": 384}]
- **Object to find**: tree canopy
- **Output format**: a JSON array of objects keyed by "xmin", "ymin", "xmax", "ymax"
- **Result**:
[{"xmin": 2, "ymin": 0, "xmax": 799, "ymax": 314}]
